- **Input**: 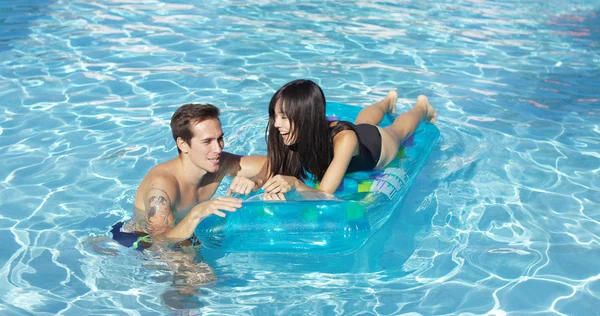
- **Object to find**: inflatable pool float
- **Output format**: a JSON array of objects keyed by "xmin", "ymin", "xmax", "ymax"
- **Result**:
[{"xmin": 195, "ymin": 102, "xmax": 440, "ymax": 254}]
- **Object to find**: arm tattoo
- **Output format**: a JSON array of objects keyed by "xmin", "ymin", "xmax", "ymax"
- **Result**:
[
  {"xmin": 146, "ymin": 195, "xmax": 172, "ymax": 232},
  {"xmin": 148, "ymin": 196, "xmax": 167, "ymax": 220}
]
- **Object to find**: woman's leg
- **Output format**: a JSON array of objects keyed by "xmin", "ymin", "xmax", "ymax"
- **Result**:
[
  {"xmin": 376, "ymin": 95, "xmax": 437, "ymax": 168},
  {"xmin": 354, "ymin": 90, "xmax": 398, "ymax": 125},
  {"xmin": 385, "ymin": 94, "xmax": 437, "ymax": 143}
]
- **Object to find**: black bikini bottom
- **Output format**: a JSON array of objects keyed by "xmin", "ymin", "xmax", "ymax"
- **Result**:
[
  {"xmin": 346, "ymin": 124, "xmax": 383, "ymax": 173},
  {"xmin": 355, "ymin": 124, "xmax": 382, "ymax": 163}
]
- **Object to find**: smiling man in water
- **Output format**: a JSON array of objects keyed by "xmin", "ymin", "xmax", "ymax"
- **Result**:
[{"xmin": 112, "ymin": 103, "xmax": 265, "ymax": 250}]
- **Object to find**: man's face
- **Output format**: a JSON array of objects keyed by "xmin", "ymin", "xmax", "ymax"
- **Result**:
[{"xmin": 187, "ymin": 118, "xmax": 224, "ymax": 173}]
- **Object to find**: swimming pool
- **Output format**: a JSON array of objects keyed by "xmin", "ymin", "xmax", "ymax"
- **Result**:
[{"xmin": 1, "ymin": 0, "xmax": 599, "ymax": 314}]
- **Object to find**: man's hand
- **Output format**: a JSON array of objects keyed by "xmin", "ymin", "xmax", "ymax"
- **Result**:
[
  {"xmin": 226, "ymin": 176, "xmax": 258, "ymax": 196},
  {"xmin": 192, "ymin": 196, "xmax": 242, "ymax": 219},
  {"xmin": 262, "ymin": 175, "xmax": 298, "ymax": 194}
]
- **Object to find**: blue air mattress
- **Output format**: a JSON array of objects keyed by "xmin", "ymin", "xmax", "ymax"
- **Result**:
[{"xmin": 195, "ymin": 102, "xmax": 440, "ymax": 254}]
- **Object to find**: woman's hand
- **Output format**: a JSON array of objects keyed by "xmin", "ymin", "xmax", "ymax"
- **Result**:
[{"xmin": 261, "ymin": 175, "xmax": 298, "ymax": 194}]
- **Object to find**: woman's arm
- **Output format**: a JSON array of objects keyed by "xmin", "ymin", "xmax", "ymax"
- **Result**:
[
  {"xmin": 316, "ymin": 130, "xmax": 358, "ymax": 194},
  {"xmin": 262, "ymin": 130, "xmax": 359, "ymax": 195}
]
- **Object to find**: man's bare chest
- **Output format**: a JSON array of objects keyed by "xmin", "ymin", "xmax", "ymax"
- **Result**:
[{"xmin": 175, "ymin": 181, "xmax": 219, "ymax": 212}]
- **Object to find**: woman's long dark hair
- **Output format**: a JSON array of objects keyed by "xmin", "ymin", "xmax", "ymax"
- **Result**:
[{"xmin": 266, "ymin": 79, "xmax": 331, "ymax": 181}]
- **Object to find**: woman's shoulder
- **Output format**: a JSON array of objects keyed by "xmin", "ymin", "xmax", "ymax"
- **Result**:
[
  {"xmin": 331, "ymin": 124, "xmax": 358, "ymax": 144},
  {"xmin": 328, "ymin": 121, "xmax": 359, "ymax": 156},
  {"xmin": 329, "ymin": 120, "xmax": 354, "ymax": 127},
  {"xmin": 329, "ymin": 120, "xmax": 356, "ymax": 135}
]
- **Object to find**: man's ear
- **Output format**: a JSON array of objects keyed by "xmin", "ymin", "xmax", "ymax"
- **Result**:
[{"xmin": 177, "ymin": 137, "xmax": 190, "ymax": 154}]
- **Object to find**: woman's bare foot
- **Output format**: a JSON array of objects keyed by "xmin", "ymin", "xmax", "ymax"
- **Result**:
[
  {"xmin": 385, "ymin": 90, "xmax": 398, "ymax": 114},
  {"xmin": 355, "ymin": 89, "xmax": 399, "ymax": 125},
  {"xmin": 416, "ymin": 95, "xmax": 437, "ymax": 123}
]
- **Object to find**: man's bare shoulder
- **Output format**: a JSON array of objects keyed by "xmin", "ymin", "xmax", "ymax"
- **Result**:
[{"xmin": 139, "ymin": 160, "xmax": 180, "ymax": 196}]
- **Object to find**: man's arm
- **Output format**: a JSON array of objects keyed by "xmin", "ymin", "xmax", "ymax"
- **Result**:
[
  {"xmin": 220, "ymin": 152, "xmax": 267, "ymax": 178},
  {"xmin": 143, "ymin": 183, "xmax": 196, "ymax": 244},
  {"xmin": 238, "ymin": 155, "xmax": 268, "ymax": 178},
  {"xmin": 145, "ymin": 185, "xmax": 241, "ymax": 244},
  {"xmin": 220, "ymin": 153, "xmax": 268, "ymax": 195}
]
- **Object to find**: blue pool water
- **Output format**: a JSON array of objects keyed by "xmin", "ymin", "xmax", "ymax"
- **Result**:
[{"xmin": 1, "ymin": 0, "xmax": 599, "ymax": 314}]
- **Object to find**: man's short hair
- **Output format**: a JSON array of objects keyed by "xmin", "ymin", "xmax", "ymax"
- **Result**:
[{"xmin": 171, "ymin": 103, "xmax": 220, "ymax": 154}]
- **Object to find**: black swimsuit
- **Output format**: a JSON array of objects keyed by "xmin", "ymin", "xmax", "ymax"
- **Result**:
[{"xmin": 330, "ymin": 121, "xmax": 382, "ymax": 173}]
